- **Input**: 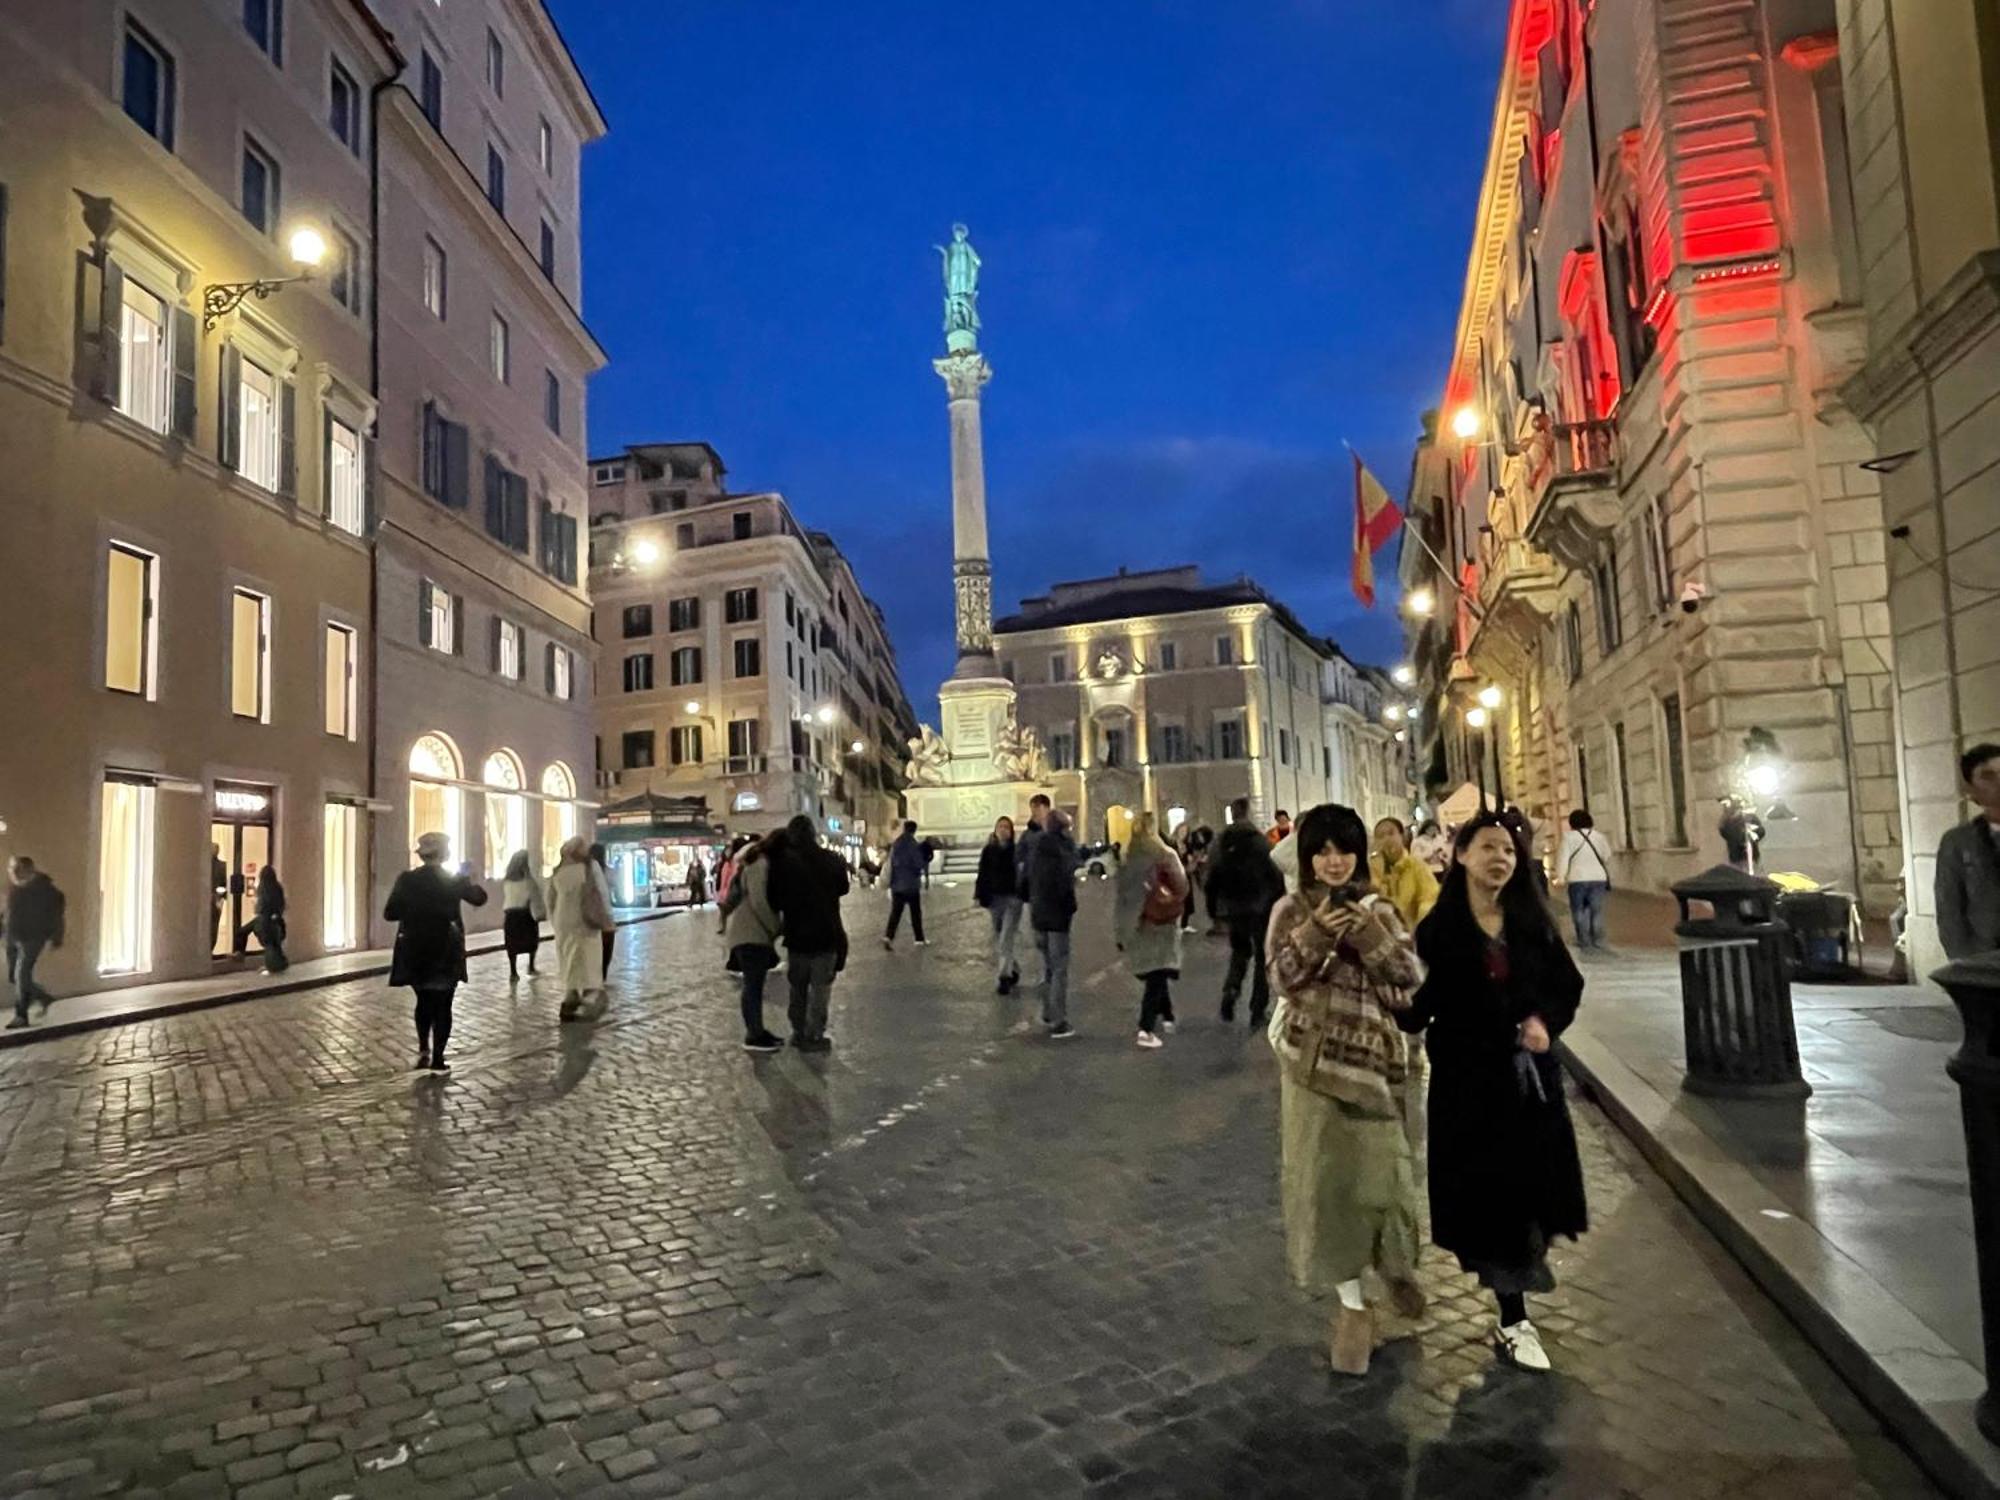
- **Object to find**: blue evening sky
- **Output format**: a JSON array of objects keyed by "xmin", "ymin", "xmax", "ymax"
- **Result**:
[{"xmin": 550, "ymin": 1, "xmax": 1508, "ymax": 704}]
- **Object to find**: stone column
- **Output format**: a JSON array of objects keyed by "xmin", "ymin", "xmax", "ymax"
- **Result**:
[{"xmin": 934, "ymin": 350, "xmax": 995, "ymax": 679}]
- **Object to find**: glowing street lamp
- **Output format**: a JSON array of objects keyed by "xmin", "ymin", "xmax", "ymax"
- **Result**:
[
  {"xmin": 1391, "ymin": 663, "xmax": 1415, "ymax": 686},
  {"xmin": 1746, "ymin": 761, "xmax": 1782, "ymax": 798},
  {"xmin": 1476, "ymin": 684, "xmax": 1504, "ymax": 711},
  {"xmin": 1405, "ymin": 586, "xmax": 1436, "ymax": 618},
  {"xmin": 1451, "ymin": 405, "xmax": 1484, "ymax": 442},
  {"xmin": 629, "ymin": 538, "xmax": 662, "ymax": 567},
  {"xmin": 683, "ymin": 699, "xmax": 701, "ymax": 716},
  {"xmin": 203, "ymin": 222, "xmax": 331, "ymax": 328},
  {"xmin": 849, "ymin": 739, "xmax": 865, "ymax": 754},
  {"xmin": 1384, "ymin": 704, "xmax": 1405, "ymax": 723},
  {"xmin": 815, "ymin": 706, "xmax": 836, "ymax": 725},
  {"xmin": 1464, "ymin": 706, "xmax": 1489, "ymax": 730}
]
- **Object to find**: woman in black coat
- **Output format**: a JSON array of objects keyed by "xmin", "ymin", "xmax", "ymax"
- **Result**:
[
  {"xmin": 385, "ymin": 831, "xmax": 488, "ymax": 1072},
  {"xmin": 1403, "ymin": 811, "xmax": 1585, "ymax": 1373}
]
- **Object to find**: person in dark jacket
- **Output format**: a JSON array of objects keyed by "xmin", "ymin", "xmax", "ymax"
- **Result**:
[
  {"xmin": 1206, "ymin": 799, "xmax": 1286, "ymax": 1026},
  {"xmin": 249, "ymin": 867, "xmax": 289, "ymax": 973},
  {"xmin": 767, "ymin": 815, "xmax": 850, "ymax": 1051},
  {"xmin": 1402, "ymin": 811, "xmax": 1587, "ymax": 1373},
  {"xmin": 385, "ymin": 832, "xmax": 489, "ymax": 1072},
  {"xmin": 883, "ymin": 821, "xmax": 931, "ymax": 949},
  {"xmin": 4, "ymin": 857, "xmax": 66, "ymax": 1028},
  {"xmin": 974, "ymin": 816, "xmax": 1023, "ymax": 994},
  {"xmin": 1024, "ymin": 810, "xmax": 1080, "ymax": 1039},
  {"xmin": 589, "ymin": 843, "xmax": 617, "ymax": 978},
  {"xmin": 1936, "ymin": 742, "xmax": 2000, "ymax": 959}
]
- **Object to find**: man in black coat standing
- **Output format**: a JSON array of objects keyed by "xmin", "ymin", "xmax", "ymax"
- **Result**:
[
  {"xmin": 1205, "ymin": 798, "xmax": 1285, "ymax": 1027},
  {"xmin": 767, "ymin": 815, "xmax": 850, "ymax": 1052},
  {"xmin": 4, "ymin": 857, "xmax": 66, "ymax": 1029}
]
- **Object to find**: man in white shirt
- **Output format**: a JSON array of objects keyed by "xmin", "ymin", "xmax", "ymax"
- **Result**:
[{"xmin": 1556, "ymin": 809, "xmax": 1613, "ymax": 950}]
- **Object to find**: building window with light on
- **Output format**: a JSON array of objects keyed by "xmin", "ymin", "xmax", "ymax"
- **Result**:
[
  {"xmin": 116, "ymin": 277, "xmax": 173, "ymax": 433},
  {"xmin": 105, "ymin": 542, "xmax": 158, "ymax": 698},
  {"xmin": 325, "ymin": 413, "xmax": 365, "ymax": 535},
  {"xmin": 236, "ymin": 357, "xmax": 283, "ymax": 491},
  {"xmin": 230, "ymin": 587, "xmax": 272, "ymax": 722},
  {"xmin": 98, "ymin": 776, "xmax": 157, "ymax": 975},
  {"xmin": 324, "ymin": 622, "xmax": 357, "ymax": 738}
]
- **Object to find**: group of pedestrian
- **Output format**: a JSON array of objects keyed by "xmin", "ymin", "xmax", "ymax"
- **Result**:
[
  {"xmin": 1271, "ymin": 805, "xmax": 1588, "ymax": 1378},
  {"xmin": 718, "ymin": 815, "xmax": 852, "ymax": 1052}
]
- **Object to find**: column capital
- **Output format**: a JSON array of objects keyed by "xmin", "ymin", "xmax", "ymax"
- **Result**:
[{"xmin": 932, "ymin": 351, "xmax": 993, "ymax": 401}]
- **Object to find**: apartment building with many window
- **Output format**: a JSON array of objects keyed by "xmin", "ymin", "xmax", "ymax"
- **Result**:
[
  {"xmin": 366, "ymin": 0, "xmax": 604, "ymax": 942},
  {"xmin": 586, "ymin": 444, "xmax": 920, "ymax": 862},
  {"xmin": 1401, "ymin": 0, "xmax": 1898, "ymax": 910},
  {"xmin": 0, "ymin": 0, "xmax": 398, "ymax": 995},
  {"xmin": 995, "ymin": 567, "xmax": 1408, "ymax": 845}
]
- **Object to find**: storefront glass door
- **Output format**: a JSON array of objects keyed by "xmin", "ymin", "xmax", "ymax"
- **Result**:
[{"xmin": 210, "ymin": 784, "xmax": 275, "ymax": 958}]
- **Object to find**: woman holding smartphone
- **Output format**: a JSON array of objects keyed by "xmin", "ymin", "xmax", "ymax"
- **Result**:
[
  {"xmin": 1402, "ymin": 811, "xmax": 1587, "ymax": 1372},
  {"xmin": 1266, "ymin": 804, "xmax": 1424, "ymax": 1377}
]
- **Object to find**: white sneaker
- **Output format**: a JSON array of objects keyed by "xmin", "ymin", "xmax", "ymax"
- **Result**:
[
  {"xmin": 915, "ymin": 939, "xmax": 930, "ymax": 947},
  {"xmin": 1494, "ymin": 1319, "xmax": 1550, "ymax": 1371},
  {"xmin": 1135, "ymin": 1030, "xmax": 1164, "ymax": 1049},
  {"xmin": 1160, "ymin": 1020, "xmax": 1177, "ymax": 1034}
]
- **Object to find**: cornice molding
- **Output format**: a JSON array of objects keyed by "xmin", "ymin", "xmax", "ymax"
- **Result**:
[{"xmin": 1841, "ymin": 250, "xmax": 2000, "ymax": 420}]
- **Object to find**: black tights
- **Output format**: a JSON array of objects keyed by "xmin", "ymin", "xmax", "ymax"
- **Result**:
[
  {"xmin": 414, "ymin": 987, "xmax": 455, "ymax": 1059},
  {"xmin": 1496, "ymin": 1291, "xmax": 1527, "ymax": 1326}
]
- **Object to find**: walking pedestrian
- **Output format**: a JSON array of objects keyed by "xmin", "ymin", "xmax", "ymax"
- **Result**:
[
  {"xmin": 1555, "ymin": 810, "xmax": 1613, "ymax": 951},
  {"xmin": 1267, "ymin": 804, "xmax": 1424, "ymax": 1376},
  {"xmin": 3, "ymin": 857, "xmax": 65, "ymax": 1029},
  {"xmin": 589, "ymin": 843, "xmax": 617, "ymax": 978},
  {"xmin": 384, "ymin": 832, "xmax": 488, "ymax": 1071},
  {"xmin": 501, "ymin": 850, "xmax": 545, "ymax": 981},
  {"xmin": 975, "ymin": 816, "xmax": 1024, "ymax": 994},
  {"xmin": 768, "ymin": 815, "xmax": 849, "ymax": 1051},
  {"xmin": 1401, "ymin": 812, "xmax": 1588, "ymax": 1373},
  {"xmin": 882, "ymin": 820, "xmax": 930, "ymax": 949},
  {"xmin": 1370, "ymin": 818, "xmax": 1440, "ymax": 931},
  {"xmin": 549, "ymin": 837, "xmax": 613, "ymax": 1022},
  {"xmin": 1115, "ymin": 812, "xmax": 1187, "ymax": 1049},
  {"xmin": 250, "ymin": 866, "xmax": 288, "ymax": 973},
  {"xmin": 1024, "ymin": 808, "xmax": 1079, "ymax": 1039},
  {"xmin": 686, "ymin": 857, "xmax": 708, "ymax": 908},
  {"xmin": 1267, "ymin": 809, "xmax": 1293, "ymax": 847},
  {"xmin": 720, "ymin": 828, "xmax": 787, "ymax": 1052},
  {"xmin": 1936, "ymin": 742, "xmax": 2000, "ymax": 959},
  {"xmin": 1207, "ymin": 797, "xmax": 1285, "ymax": 1027},
  {"xmin": 1410, "ymin": 819, "xmax": 1449, "ymax": 877}
]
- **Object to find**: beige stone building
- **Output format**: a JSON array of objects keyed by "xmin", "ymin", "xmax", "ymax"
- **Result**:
[
  {"xmin": 585, "ymin": 443, "xmax": 920, "ymax": 881},
  {"xmin": 364, "ymin": 0, "xmax": 603, "ymax": 945},
  {"xmin": 1403, "ymin": 0, "xmax": 1899, "ymax": 910},
  {"xmin": 995, "ymin": 567, "xmax": 1407, "ymax": 845},
  {"xmin": 0, "ymin": 0, "xmax": 399, "ymax": 995},
  {"xmin": 1834, "ymin": 0, "xmax": 2000, "ymax": 973}
]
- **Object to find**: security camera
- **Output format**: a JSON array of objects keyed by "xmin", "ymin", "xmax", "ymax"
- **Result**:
[{"xmin": 1678, "ymin": 579, "xmax": 1708, "ymax": 615}]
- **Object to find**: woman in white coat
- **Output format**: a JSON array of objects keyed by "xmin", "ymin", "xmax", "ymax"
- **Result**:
[{"xmin": 548, "ymin": 836, "xmax": 611, "ymax": 1021}]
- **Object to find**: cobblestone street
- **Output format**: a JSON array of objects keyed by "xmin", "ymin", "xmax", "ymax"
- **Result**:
[{"xmin": 0, "ymin": 887, "xmax": 1938, "ymax": 1499}]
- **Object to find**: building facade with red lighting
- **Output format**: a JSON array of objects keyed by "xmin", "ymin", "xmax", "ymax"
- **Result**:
[{"xmin": 1401, "ymin": 0, "xmax": 1900, "ymax": 913}]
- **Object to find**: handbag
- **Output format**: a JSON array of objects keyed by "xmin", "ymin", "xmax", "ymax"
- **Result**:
[
  {"xmin": 1141, "ymin": 857, "xmax": 1186, "ymax": 925},
  {"xmin": 581, "ymin": 871, "xmax": 615, "ymax": 932}
]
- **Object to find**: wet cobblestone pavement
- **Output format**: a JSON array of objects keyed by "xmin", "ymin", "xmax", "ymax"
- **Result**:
[{"xmin": 0, "ymin": 887, "xmax": 1938, "ymax": 1498}]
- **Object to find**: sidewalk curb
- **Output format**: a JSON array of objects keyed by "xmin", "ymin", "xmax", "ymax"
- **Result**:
[
  {"xmin": 1559, "ymin": 1030, "xmax": 2000, "ymax": 1500},
  {"xmin": 0, "ymin": 910, "xmax": 680, "ymax": 1050}
]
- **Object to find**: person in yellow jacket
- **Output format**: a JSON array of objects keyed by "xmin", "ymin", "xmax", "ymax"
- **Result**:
[{"xmin": 1369, "ymin": 817, "xmax": 1441, "ymax": 931}]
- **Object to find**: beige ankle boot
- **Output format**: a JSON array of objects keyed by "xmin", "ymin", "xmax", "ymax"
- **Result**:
[{"xmin": 1328, "ymin": 1304, "xmax": 1373, "ymax": 1377}]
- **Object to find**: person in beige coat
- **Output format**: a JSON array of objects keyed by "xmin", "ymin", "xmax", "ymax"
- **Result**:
[{"xmin": 547, "ymin": 836, "xmax": 611, "ymax": 1022}]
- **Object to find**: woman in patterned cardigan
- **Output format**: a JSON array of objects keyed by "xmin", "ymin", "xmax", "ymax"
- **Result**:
[{"xmin": 1266, "ymin": 803, "xmax": 1425, "ymax": 1378}]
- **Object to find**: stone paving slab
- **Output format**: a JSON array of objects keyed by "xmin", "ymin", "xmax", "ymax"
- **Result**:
[
  {"xmin": 0, "ymin": 888, "xmax": 1941, "ymax": 1497},
  {"xmin": 1561, "ymin": 947, "xmax": 1998, "ymax": 1499}
]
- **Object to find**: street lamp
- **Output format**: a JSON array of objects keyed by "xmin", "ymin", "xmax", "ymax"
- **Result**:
[
  {"xmin": 1384, "ymin": 703, "xmax": 1405, "ymax": 723},
  {"xmin": 1746, "ymin": 762, "xmax": 1782, "ymax": 798},
  {"xmin": 815, "ymin": 706, "xmax": 836, "ymax": 725},
  {"xmin": 629, "ymin": 538, "xmax": 662, "ymax": 567},
  {"xmin": 849, "ymin": 738, "xmax": 865, "ymax": 754},
  {"xmin": 1464, "ymin": 706, "xmax": 1488, "ymax": 730},
  {"xmin": 202, "ymin": 225, "xmax": 327, "ymax": 329},
  {"xmin": 683, "ymin": 699, "xmax": 701, "ymax": 716},
  {"xmin": 1405, "ymin": 586, "xmax": 1436, "ymax": 618},
  {"xmin": 1476, "ymin": 684, "xmax": 1504, "ymax": 711},
  {"xmin": 1391, "ymin": 663, "xmax": 1415, "ymax": 686},
  {"xmin": 1451, "ymin": 405, "xmax": 1484, "ymax": 442}
]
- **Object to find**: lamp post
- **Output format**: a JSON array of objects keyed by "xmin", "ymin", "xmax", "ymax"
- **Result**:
[
  {"xmin": 1477, "ymin": 684, "xmax": 1506, "ymax": 808},
  {"xmin": 1465, "ymin": 704, "xmax": 1490, "ymax": 808},
  {"xmin": 202, "ymin": 227, "xmax": 327, "ymax": 329}
]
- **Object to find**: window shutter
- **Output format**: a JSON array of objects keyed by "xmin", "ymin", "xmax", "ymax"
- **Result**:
[
  {"xmin": 278, "ymin": 379, "xmax": 297, "ymax": 497},
  {"xmin": 96, "ymin": 255, "xmax": 125, "ymax": 404},
  {"xmin": 544, "ymin": 640, "xmax": 556, "ymax": 694},
  {"xmin": 483, "ymin": 453, "xmax": 501, "ymax": 535},
  {"xmin": 490, "ymin": 615, "xmax": 503, "ymax": 671},
  {"xmin": 0, "ymin": 183, "xmax": 8, "ymax": 345},
  {"xmin": 321, "ymin": 410, "xmax": 333, "ymax": 517},
  {"xmin": 442, "ymin": 419, "xmax": 468, "ymax": 508},
  {"xmin": 219, "ymin": 344, "xmax": 242, "ymax": 471},
  {"xmin": 420, "ymin": 400, "xmax": 439, "ymax": 498},
  {"xmin": 362, "ymin": 431, "xmax": 378, "ymax": 534},
  {"xmin": 418, "ymin": 579, "xmax": 434, "ymax": 647},
  {"xmin": 170, "ymin": 306, "xmax": 196, "ymax": 440},
  {"xmin": 451, "ymin": 596, "xmax": 465, "ymax": 656}
]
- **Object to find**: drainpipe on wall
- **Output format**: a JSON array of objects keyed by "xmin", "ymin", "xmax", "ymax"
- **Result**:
[{"xmin": 366, "ymin": 53, "xmax": 407, "ymax": 945}]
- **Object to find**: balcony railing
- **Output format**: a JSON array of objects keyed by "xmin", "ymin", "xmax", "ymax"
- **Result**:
[
  {"xmin": 723, "ymin": 755, "xmax": 767, "ymax": 776},
  {"xmin": 1524, "ymin": 417, "xmax": 1623, "ymax": 571}
]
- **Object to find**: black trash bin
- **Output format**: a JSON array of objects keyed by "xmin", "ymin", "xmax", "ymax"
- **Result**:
[{"xmin": 1671, "ymin": 865, "xmax": 1812, "ymax": 1099}]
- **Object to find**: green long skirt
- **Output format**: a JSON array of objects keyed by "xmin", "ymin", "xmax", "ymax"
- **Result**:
[{"xmin": 1278, "ymin": 1072, "xmax": 1422, "ymax": 1295}]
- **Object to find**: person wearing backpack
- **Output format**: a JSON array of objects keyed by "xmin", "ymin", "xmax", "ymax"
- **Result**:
[
  {"xmin": 1115, "ymin": 812, "xmax": 1189, "ymax": 1049},
  {"xmin": 1556, "ymin": 809, "xmax": 1613, "ymax": 950}
]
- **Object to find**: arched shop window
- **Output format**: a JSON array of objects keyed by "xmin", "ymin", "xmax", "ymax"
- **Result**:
[
  {"xmin": 482, "ymin": 749, "xmax": 527, "ymax": 878},
  {"xmin": 540, "ymin": 761, "xmax": 578, "ymax": 873},
  {"xmin": 408, "ymin": 732, "xmax": 464, "ymax": 867}
]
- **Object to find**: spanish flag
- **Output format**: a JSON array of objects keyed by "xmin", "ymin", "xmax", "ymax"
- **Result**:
[{"xmin": 1350, "ymin": 452, "xmax": 1403, "ymax": 608}]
